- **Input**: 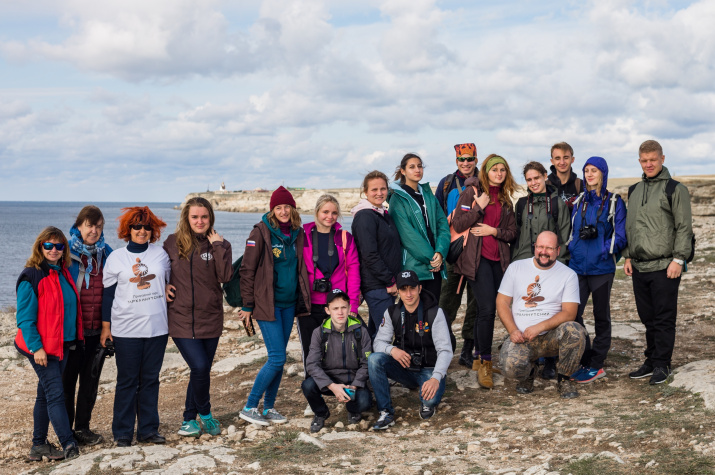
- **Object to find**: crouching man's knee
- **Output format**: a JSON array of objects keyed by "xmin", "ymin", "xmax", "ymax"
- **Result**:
[{"xmin": 499, "ymin": 339, "xmax": 533, "ymax": 381}]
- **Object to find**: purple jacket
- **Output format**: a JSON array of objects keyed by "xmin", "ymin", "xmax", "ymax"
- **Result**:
[{"xmin": 303, "ymin": 222, "xmax": 361, "ymax": 314}]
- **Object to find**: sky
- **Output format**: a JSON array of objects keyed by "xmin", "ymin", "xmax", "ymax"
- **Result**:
[{"xmin": 1, "ymin": 0, "xmax": 714, "ymax": 202}]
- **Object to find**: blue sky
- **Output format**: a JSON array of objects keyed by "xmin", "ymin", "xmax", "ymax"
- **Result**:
[{"xmin": 1, "ymin": 0, "xmax": 713, "ymax": 202}]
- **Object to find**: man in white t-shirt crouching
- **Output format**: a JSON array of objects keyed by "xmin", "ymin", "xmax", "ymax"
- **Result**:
[{"xmin": 497, "ymin": 231, "xmax": 586, "ymax": 398}]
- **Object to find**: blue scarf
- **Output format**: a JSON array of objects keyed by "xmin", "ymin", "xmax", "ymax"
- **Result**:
[{"xmin": 68, "ymin": 225, "xmax": 107, "ymax": 289}]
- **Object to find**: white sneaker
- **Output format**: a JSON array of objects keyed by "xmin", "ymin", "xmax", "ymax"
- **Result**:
[{"xmin": 304, "ymin": 404, "xmax": 314, "ymax": 416}]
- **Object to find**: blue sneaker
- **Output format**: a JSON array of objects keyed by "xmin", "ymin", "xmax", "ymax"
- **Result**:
[
  {"xmin": 573, "ymin": 367, "xmax": 606, "ymax": 384},
  {"xmin": 570, "ymin": 366, "xmax": 589, "ymax": 380},
  {"xmin": 178, "ymin": 420, "xmax": 201, "ymax": 437},
  {"xmin": 199, "ymin": 413, "xmax": 221, "ymax": 435},
  {"xmin": 372, "ymin": 410, "xmax": 395, "ymax": 430}
]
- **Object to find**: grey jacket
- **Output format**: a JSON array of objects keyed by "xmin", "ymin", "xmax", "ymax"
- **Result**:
[{"xmin": 512, "ymin": 188, "xmax": 572, "ymax": 263}]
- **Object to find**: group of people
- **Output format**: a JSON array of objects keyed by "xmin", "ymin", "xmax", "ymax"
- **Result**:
[{"xmin": 15, "ymin": 139, "xmax": 693, "ymax": 460}]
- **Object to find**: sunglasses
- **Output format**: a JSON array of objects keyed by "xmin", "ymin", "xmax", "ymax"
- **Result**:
[
  {"xmin": 456, "ymin": 156, "xmax": 476, "ymax": 162},
  {"xmin": 42, "ymin": 242, "xmax": 65, "ymax": 251},
  {"xmin": 129, "ymin": 224, "xmax": 153, "ymax": 231}
]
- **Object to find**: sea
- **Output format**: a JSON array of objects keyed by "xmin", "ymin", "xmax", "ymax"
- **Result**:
[{"xmin": 0, "ymin": 202, "xmax": 353, "ymax": 309}]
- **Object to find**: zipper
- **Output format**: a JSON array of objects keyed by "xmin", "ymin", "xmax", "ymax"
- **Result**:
[{"xmin": 190, "ymin": 249, "xmax": 196, "ymax": 339}]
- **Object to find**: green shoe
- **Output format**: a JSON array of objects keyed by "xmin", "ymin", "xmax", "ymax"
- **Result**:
[
  {"xmin": 199, "ymin": 413, "xmax": 221, "ymax": 436},
  {"xmin": 177, "ymin": 420, "xmax": 201, "ymax": 437}
]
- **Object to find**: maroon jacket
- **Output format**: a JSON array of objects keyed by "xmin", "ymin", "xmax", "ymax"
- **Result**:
[
  {"xmin": 164, "ymin": 233, "xmax": 233, "ymax": 339},
  {"xmin": 451, "ymin": 177, "xmax": 518, "ymax": 279},
  {"xmin": 73, "ymin": 255, "xmax": 104, "ymax": 333}
]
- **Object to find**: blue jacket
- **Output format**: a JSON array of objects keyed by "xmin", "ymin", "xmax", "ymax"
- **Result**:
[{"xmin": 568, "ymin": 156, "xmax": 627, "ymax": 276}]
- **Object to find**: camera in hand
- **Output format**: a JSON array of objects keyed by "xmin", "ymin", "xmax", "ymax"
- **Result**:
[
  {"xmin": 313, "ymin": 277, "xmax": 332, "ymax": 293},
  {"xmin": 409, "ymin": 351, "xmax": 423, "ymax": 370},
  {"xmin": 579, "ymin": 225, "xmax": 598, "ymax": 240}
]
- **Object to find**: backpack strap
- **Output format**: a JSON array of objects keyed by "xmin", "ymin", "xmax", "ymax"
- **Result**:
[
  {"xmin": 608, "ymin": 192, "xmax": 618, "ymax": 254},
  {"xmin": 341, "ymin": 230, "xmax": 348, "ymax": 279},
  {"xmin": 353, "ymin": 325, "xmax": 362, "ymax": 362},
  {"xmin": 665, "ymin": 179, "xmax": 679, "ymax": 208},
  {"xmin": 441, "ymin": 174, "xmax": 454, "ymax": 214},
  {"xmin": 564, "ymin": 192, "xmax": 585, "ymax": 247},
  {"xmin": 575, "ymin": 177, "xmax": 582, "ymax": 195},
  {"xmin": 628, "ymin": 183, "xmax": 638, "ymax": 200}
]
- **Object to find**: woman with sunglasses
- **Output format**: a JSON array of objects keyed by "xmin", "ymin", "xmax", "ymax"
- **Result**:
[
  {"xmin": 15, "ymin": 227, "xmax": 82, "ymax": 461},
  {"xmin": 163, "ymin": 197, "xmax": 232, "ymax": 437},
  {"xmin": 101, "ymin": 207, "xmax": 170, "ymax": 447}
]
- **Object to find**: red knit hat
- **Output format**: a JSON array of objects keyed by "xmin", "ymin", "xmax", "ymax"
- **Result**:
[
  {"xmin": 270, "ymin": 186, "xmax": 296, "ymax": 210},
  {"xmin": 454, "ymin": 143, "xmax": 477, "ymax": 158}
]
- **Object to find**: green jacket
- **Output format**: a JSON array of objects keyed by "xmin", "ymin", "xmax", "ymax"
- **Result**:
[
  {"xmin": 387, "ymin": 181, "xmax": 450, "ymax": 281},
  {"xmin": 623, "ymin": 167, "xmax": 693, "ymax": 272},
  {"xmin": 512, "ymin": 187, "xmax": 571, "ymax": 263}
]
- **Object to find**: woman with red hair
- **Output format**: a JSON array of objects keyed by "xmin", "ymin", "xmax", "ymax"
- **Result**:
[{"xmin": 100, "ymin": 207, "xmax": 170, "ymax": 447}]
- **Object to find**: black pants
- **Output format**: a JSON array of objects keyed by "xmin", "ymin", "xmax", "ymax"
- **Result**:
[
  {"xmin": 301, "ymin": 377, "xmax": 372, "ymax": 417},
  {"xmin": 420, "ymin": 272, "xmax": 443, "ymax": 301},
  {"xmin": 63, "ymin": 333, "xmax": 102, "ymax": 431},
  {"xmin": 297, "ymin": 307, "xmax": 329, "ymax": 376},
  {"xmin": 468, "ymin": 258, "xmax": 503, "ymax": 357},
  {"xmin": 632, "ymin": 267, "xmax": 681, "ymax": 368},
  {"xmin": 574, "ymin": 273, "xmax": 614, "ymax": 370}
]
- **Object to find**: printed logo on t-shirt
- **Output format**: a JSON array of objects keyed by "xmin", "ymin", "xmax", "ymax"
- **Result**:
[
  {"xmin": 521, "ymin": 275, "xmax": 545, "ymax": 308},
  {"xmin": 200, "ymin": 252, "xmax": 213, "ymax": 261},
  {"xmin": 128, "ymin": 257, "xmax": 156, "ymax": 290},
  {"xmin": 415, "ymin": 320, "xmax": 430, "ymax": 333}
]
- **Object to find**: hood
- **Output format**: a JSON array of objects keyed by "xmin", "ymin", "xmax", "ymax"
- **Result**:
[
  {"xmin": 262, "ymin": 212, "xmax": 298, "ymax": 242},
  {"xmin": 351, "ymin": 198, "xmax": 380, "ymax": 216},
  {"xmin": 322, "ymin": 315, "xmax": 363, "ymax": 333},
  {"xmin": 303, "ymin": 221, "xmax": 343, "ymax": 234},
  {"xmin": 642, "ymin": 165, "xmax": 672, "ymax": 183},
  {"xmin": 464, "ymin": 176, "xmax": 480, "ymax": 187},
  {"xmin": 548, "ymin": 165, "xmax": 579, "ymax": 185},
  {"xmin": 388, "ymin": 180, "xmax": 432, "ymax": 200},
  {"xmin": 582, "ymin": 156, "xmax": 609, "ymax": 198}
]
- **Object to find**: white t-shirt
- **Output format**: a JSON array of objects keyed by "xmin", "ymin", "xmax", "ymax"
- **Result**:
[
  {"xmin": 103, "ymin": 245, "xmax": 171, "ymax": 338},
  {"xmin": 498, "ymin": 258, "xmax": 580, "ymax": 333}
]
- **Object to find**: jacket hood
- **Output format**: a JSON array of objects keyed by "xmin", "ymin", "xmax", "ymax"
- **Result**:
[
  {"xmin": 389, "ymin": 180, "xmax": 432, "ymax": 197},
  {"xmin": 642, "ymin": 165, "xmax": 672, "ymax": 183},
  {"xmin": 351, "ymin": 198, "xmax": 381, "ymax": 216},
  {"xmin": 549, "ymin": 165, "xmax": 579, "ymax": 185},
  {"xmin": 321, "ymin": 315, "xmax": 363, "ymax": 333},
  {"xmin": 262, "ymin": 212, "xmax": 298, "ymax": 242},
  {"xmin": 303, "ymin": 221, "xmax": 343, "ymax": 234},
  {"xmin": 582, "ymin": 156, "xmax": 609, "ymax": 198},
  {"xmin": 464, "ymin": 176, "xmax": 480, "ymax": 187}
]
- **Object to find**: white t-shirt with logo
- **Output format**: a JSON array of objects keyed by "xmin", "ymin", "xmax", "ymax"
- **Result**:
[
  {"xmin": 498, "ymin": 258, "xmax": 580, "ymax": 333},
  {"xmin": 103, "ymin": 245, "xmax": 171, "ymax": 338}
]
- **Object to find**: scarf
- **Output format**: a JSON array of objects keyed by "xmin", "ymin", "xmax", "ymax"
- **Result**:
[{"xmin": 68, "ymin": 225, "xmax": 106, "ymax": 289}]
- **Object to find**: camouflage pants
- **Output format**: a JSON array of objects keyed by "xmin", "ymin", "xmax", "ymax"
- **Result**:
[
  {"xmin": 500, "ymin": 321, "xmax": 586, "ymax": 381},
  {"xmin": 439, "ymin": 262, "xmax": 477, "ymax": 340}
]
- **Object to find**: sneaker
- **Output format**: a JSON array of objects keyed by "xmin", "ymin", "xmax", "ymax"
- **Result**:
[
  {"xmin": 476, "ymin": 358, "xmax": 494, "ymax": 389},
  {"xmin": 649, "ymin": 366, "xmax": 672, "ymax": 385},
  {"xmin": 348, "ymin": 412, "xmax": 362, "ymax": 424},
  {"xmin": 570, "ymin": 366, "xmax": 589, "ymax": 380},
  {"xmin": 516, "ymin": 368, "xmax": 535, "ymax": 394},
  {"xmin": 629, "ymin": 363, "xmax": 654, "ymax": 379},
  {"xmin": 28, "ymin": 442, "xmax": 64, "ymax": 462},
  {"xmin": 310, "ymin": 411, "xmax": 329, "ymax": 433},
  {"xmin": 372, "ymin": 410, "xmax": 395, "ymax": 430},
  {"xmin": 74, "ymin": 428, "xmax": 103, "ymax": 446},
  {"xmin": 558, "ymin": 378, "xmax": 580, "ymax": 399},
  {"xmin": 199, "ymin": 413, "xmax": 221, "ymax": 436},
  {"xmin": 574, "ymin": 367, "xmax": 606, "ymax": 384},
  {"xmin": 178, "ymin": 419, "xmax": 202, "ymax": 437},
  {"xmin": 262, "ymin": 408, "xmax": 288, "ymax": 424},
  {"xmin": 419, "ymin": 404, "xmax": 436, "ymax": 420},
  {"xmin": 239, "ymin": 407, "xmax": 269, "ymax": 426},
  {"xmin": 63, "ymin": 444, "xmax": 80, "ymax": 460},
  {"xmin": 541, "ymin": 358, "xmax": 557, "ymax": 380},
  {"xmin": 304, "ymin": 404, "xmax": 314, "ymax": 416},
  {"xmin": 115, "ymin": 438, "xmax": 132, "ymax": 447}
]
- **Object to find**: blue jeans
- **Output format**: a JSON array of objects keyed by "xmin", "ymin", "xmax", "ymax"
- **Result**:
[
  {"xmin": 112, "ymin": 334, "xmax": 168, "ymax": 441},
  {"xmin": 301, "ymin": 377, "xmax": 372, "ymax": 417},
  {"xmin": 368, "ymin": 352, "xmax": 446, "ymax": 415},
  {"xmin": 246, "ymin": 306, "xmax": 295, "ymax": 409},
  {"xmin": 173, "ymin": 336, "xmax": 220, "ymax": 421},
  {"xmin": 364, "ymin": 288, "xmax": 394, "ymax": 340},
  {"xmin": 20, "ymin": 343, "xmax": 75, "ymax": 448}
]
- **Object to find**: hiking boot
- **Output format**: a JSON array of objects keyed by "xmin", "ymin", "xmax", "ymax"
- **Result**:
[
  {"xmin": 573, "ymin": 367, "xmax": 606, "ymax": 384},
  {"xmin": 115, "ymin": 438, "xmax": 132, "ymax": 447},
  {"xmin": 541, "ymin": 357, "xmax": 557, "ymax": 380},
  {"xmin": 74, "ymin": 428, "xmax": 103, "ymax": 446},
  {"xmin": 310, "ymin": 411, "xmax": 329, "ymax": 433},
  {"xmin": 516, "ymin": 368, "xmax": 535, "ymax": 394},
  {"xmin": 348, "ymin": 412, "xmax": 362, "ymax": 424},
  {"xmin": 419, "ymin": 404, "xmax": 436, "ymax": 420},
  {"xmin": 472, "ymin": 357, "xmax": 482, "ymax": 372},
  {"xmin": 372, "ymin": 411, "xmax": 395, "ymax": 430},
  {"xmin": 239, "ymin": 407, "xmax": 269, "ymax": 426},
  {"xmin": 629, "ymin": 363, "xmax": 654, "ymax": 379},
  {"xmin": 262, "ymin": 408, "xmax": 288, "ymax": 424},
  {"xmin": 476, "ymin": 357, "xmax": 494, "ymax": 389},
  {"xmin": 558, "ymin": 378, "xmax": 579, "ymax": 399},
  {"xmin": 139, "ymin": 433, "xmax": 166, "ymax": 444},
  {"xmin": 178, "ymin": 420, "xmax": 201, "ymax": 437},
  {"xmin": 63, "ymin": 444, "xmax": 80, "ymax": 460},
  {"xmin": 649, "ymin": 366, "xmax": 672, "ymax": 385},
  {"xmin": 28, "ymin": 442, "xmax": 64, "ymax": 461},
  {"xmin": 459, "ymin": 339, "xmax": 474, "ymax": 367},
  {"xmin": 199, "ymin": 413, "xmax": 221, "ymax": 436}
]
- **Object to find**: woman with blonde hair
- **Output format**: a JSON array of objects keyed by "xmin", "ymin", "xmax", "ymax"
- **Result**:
[{"xmin": 164, "ymin": 197, "xmax": 233, "ymax": 437}]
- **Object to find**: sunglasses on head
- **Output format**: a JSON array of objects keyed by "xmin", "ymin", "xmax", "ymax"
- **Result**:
[
  {"xmin": 457, "ymin": 156, "xmax": 476, "ymax": 162},
  {"xmin": 130, "ymin": 224, "xmax": 152, "ymax": 231},
  {"xmin": 42, "ymin": 242, "xmax": 65, "ymax": 251}
]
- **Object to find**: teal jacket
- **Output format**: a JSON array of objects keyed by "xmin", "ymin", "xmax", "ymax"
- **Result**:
[
  {"xmin": 387, "ymin": 181, "xmax": 450, "ymax": 281},
  {"xmin": 263, "ymin": 214, "xmax": 300, "ymax": 308}
]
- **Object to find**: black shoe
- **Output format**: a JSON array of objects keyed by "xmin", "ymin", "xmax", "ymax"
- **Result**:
[
  {"xmin": 649, "ymin": 366, "xmax": 671, "ymax": 385},
  {"xmin": 516, "ymin": 368, "xmax": 535, "ymax": 394},
  {"xmin": 541, "ymin": 358, "xmax": 556, "ymax": 380},
  {"xmin": 63, "ymin": 444, "xmax": 80, "ymax": 460},
  {"xmin": 28, "ymin": 442, "xmax": 64, "ymax": 461},
  {"xmin": 372, "ymin": 411, "xmax": 395, "ymax": 430},
  {"xmin": 629, "ymin": 363, "xmax": 654, "ymax": 379},
  {"xmin": 348, "ymin": 412, "xmax": 362, "ymax": 424},
  {"xmin": 139, "ymin": 433, "xmax": 166, "ymax": 444},
  {"xmin": 419, "ymin": 404, "xmax": 436, "ymax": 420},
  {"xmin": 115, "ymin": 438, "xmax": 132, "ymax": 447},
  {"xmin": 458, "ymin": 339, "xmax": 474, "ymax": 367},
  {"xmin": 558, "ymin": 377, "xmax": 579, "ymax": 399},
  {"xmin": 310, "ymin": 411, "xmax": 329, "ymax": 433},
  {"xmin": 74, "ymin": 428, "xmax": 104, "ymax": 446}
]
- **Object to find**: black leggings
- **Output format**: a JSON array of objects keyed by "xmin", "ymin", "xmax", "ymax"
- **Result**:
[
  {"xmin": 297, "ymin": 307, "xmax": 329, "ymax": 377},
  {"xmin": 468, "ymin": 258, "xmax": 504, "ymax": 357},
  {"xmin": 419, "ymin": 272, "xmax": 443, "ymax": 301},
  {"xmin": 575, "ymin": 273, "xmax": 614, "ymax": 370}
]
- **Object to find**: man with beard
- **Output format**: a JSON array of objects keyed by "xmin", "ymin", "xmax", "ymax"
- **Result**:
[{"xmin": 496, "ymin": 232, "xmax": 586, "ymax": 398}]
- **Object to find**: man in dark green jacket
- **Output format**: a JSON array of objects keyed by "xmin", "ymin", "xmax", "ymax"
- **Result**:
[{"xmin": 624, "ymin": 140, "xmax": 693, "ymax": 385}]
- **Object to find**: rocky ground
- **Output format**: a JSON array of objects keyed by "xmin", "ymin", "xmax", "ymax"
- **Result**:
[{"xmin": 1, "ymin": 182, "xmax": 714, "ymax": 475}]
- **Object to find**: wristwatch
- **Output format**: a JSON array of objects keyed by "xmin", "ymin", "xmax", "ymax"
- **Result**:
[{"xmin": 672, "ymin": 258, "xmax": 684, "ymax": 266}]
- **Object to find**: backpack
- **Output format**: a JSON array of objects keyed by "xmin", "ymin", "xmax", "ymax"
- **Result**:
[
  {"xmin": 222, "ymin": 255, "xmax": 244, "ymax": 307},
  {"xmin": 628, "ymin": 179, "xmax": 696, "ymax": 263},
  {"xmin": 441, "ymin": 173, "xmax": 464, "ymax": 215},
  {"xmin": 513, "ymin": 189, "xmax": 561, "ymax": 258}
]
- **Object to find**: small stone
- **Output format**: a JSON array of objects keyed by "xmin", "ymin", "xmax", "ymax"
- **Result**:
[
  {"xmin": 245, "ymin": 461, "xmax": 261, "ymax": 470},
  {"xmin": 346, "ymin": 424, "xmax": 358, "ymax": 431},
  {"xmin": 298, "ymin": 432, "xmax": 326, "ymax": 448},
  {"xmin": 227, "ymin": 425, "xmax": 236, "ymax": 435},
  {"xmin": 334, "ymin": 421, "xmax": 344, "ymax": 428},
  {"xmin": 200, "ymin": 433, "xmax": 212, "ymax": 441},
  {"xmin": 359, "ymin": 420, "xmax": 370, "ymax": 430}
]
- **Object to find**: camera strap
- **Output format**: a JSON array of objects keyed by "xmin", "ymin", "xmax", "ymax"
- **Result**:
[
  {"xmin": 399, "ymin": 302, "xmax": 426, "ymax": 364},
  {"xmin": 312, "ymin": 226, "xmax": 335, "ymax": 279}
]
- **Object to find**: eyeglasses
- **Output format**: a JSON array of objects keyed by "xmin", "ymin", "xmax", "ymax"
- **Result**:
[
  {"xmin": 535, "ymin": 245, "xmax": 558, "ymax": 252},
  {"xmin": 456, "ymin": 156, "xmax": 476, "ymax": 162},
  {"xmin": 42, "ymin": 242, "xmax": 65, "ymax": 251},
  {"xmin": 129, "ymin": 224, "xmax": 153, "ymax": 231}
]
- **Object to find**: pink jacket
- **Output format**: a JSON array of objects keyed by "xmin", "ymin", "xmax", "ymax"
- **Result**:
[{"xmin": 303, "ymin": 222, "xmax": 361, "ymax": 314}]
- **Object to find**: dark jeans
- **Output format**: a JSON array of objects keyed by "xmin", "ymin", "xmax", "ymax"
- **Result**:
[
  {"xmin": 297, "ymin": 307, "xmax": 328, "ymax": 375},
  {"xmin": 364, "ymin": 288, "xmax": 395, "ymax": 340},
  {"xmin": 574, "ymin": 273, "xmax": 614, "ymax": 370},
  {"xmin": 301, "ymin": 377, "xmax": 372, "ymax": 417},
  {"xmin": 173, "ymin": 336, "xmax": 220, "ymax": 421},
  {"xmin": 632, "ymin": 267, "xmax": 681, "ymax": 368},
  {"xmin": 439, "ymin": 262, "xmax": 477, "ymax": 339},
  {"xmin": 468, "ymin": 258, "xmax": 503, "ymax": 357},
  {"xmin": 368, "ymin": 352, "xmax": 446, "ymax": 414},
  {"xmin": 20, "ymin": 342, "xmax": 76, "ymax": 448},
  {"xmin": 420, "ymin": 272, "xmax": 443, "ymax": 301},
  {"xmin": 63, "ymin": 333, "xmax": 102, "ymax": 431},
  {"xmin": 112, "ymin": 334, "xmax": 168, "ymax": 441}
]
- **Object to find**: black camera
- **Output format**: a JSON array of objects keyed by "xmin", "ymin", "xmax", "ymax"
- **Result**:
[
  {"xmin": 90, "ymin": 339, "xmax": 115, "ymax": 379},
  {"xmin": 579, "ymin": 225, "xmax": 598, "ymax": 240},
  {"xmin": 409, "ymin": 351, "xmax": 423, "ymax": 369},
  {"xmin": 313, "ymin": 278, "xmax": 332, "ymax": 293}
]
